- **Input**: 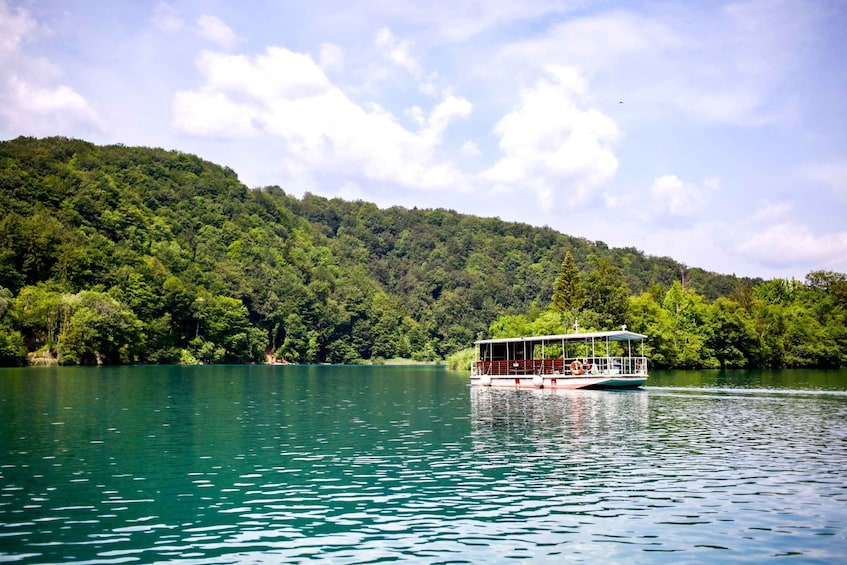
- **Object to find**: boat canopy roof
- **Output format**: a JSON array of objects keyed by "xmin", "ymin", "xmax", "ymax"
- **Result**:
[{"xmin": 475, "ymin": 330, "xmax": 647, "ymax": 346}]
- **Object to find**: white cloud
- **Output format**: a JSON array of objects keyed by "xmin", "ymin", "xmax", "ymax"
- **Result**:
[
  {"xmin": 194, "ymin": 48, "xmax": 330, "ymax": 100},
  {"xmin": 482, "ymin": 66, "xmax": 619, "ymax": 210},
  {"xmin": 172, "ymin": 90, "xmax": 258, "ymax": 138},
  {"xmin": 737, "ymin": 202, "xmax": 847, "ymax": 270},
  {"xmin": 649, "ymin": 174, "xmax": 708, "ymax": 216},
  {"xmin": 739, "ymin": 223, "xmax": 847, "ymax": 270},
  {"xmin": 805, "ymin": 160, "xmax": 847, "ymax": 198},
  {"xmin": 318, "ymin": 42, "xmax": 343, "ymax": 70},
  {"xmin": 0, "ymin": 1, "xmax": 100, "ymax": 135},
  {"xmin": 196, "ymin": 15, "xmax": 239, "ymax": 50},
  {"xmin": 499, "ymin": 10, "xmax": 680, "ymax": 75},
  {"xmin": 461, "ymin": 140, "xmax": 481, "ymax": 157},
  {"xmin": 152, "ymin": 1, "xmax": 183, "ymax": 32},
  {"xmin": 748, "ymin": 201, "xmax": 792, "ymax": 224},
  {"xmin": 172, "ymin": 46, "xmax": 471, "ymax": 191},
  {"xmin": 9, "ymin": 76, "xmax": 90, "ymax": 114},
  {"xmin": 492, "ymin": 2, "xmax": 816, "ymax": 127},
  {"xmin": 375, "ymin": 27, "xmax": 420, "ymax": 75},
  {"xmin": 374, "ymin": 26, "xmax": 437, "ymax": 95},
  {"xmin": 0, "ymin": 0, "xmax": 37, "ymax": 56},
  {"xmin": 374, "ymin": 1, "xmax": 580, "ymax": 44},
  {"xmin": 654, "ymin": 1, "xmax": 816, "ymax": 127}
]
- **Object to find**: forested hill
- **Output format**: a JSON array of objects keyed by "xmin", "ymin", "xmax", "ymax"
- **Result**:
[{"xmin": 0, "ymin": 136, "xmax": 809, "ymax": 367}]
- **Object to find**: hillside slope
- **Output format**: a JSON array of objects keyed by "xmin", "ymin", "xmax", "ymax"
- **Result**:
[{"xmin": 0, "ymin": 136, "xmax": 767, "ymax": 365}]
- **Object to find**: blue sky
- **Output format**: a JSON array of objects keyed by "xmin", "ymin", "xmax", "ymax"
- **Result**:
[{"xmin": 2, "ymin": 0, "xmax": 846, "ymax": 280}]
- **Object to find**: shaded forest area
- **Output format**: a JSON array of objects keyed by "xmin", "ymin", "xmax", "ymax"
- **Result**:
[{"xmin": 0, "ymin": 136, "xmax": 843, "ymax": 368}]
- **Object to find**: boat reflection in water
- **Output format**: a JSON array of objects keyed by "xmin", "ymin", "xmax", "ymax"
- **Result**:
[{"xmin": 469, "ymin": 386, "xmax": 649, "ymax": 458}]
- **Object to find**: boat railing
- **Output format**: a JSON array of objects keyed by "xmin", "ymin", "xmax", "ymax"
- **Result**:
[{"xmin": 474, "ymin": 357, "xmax": 647, "ymax": 377}]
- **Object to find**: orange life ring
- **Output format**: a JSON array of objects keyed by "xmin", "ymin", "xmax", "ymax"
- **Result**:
[{"xmin": 569, "ymin": 360, "xmax": 584, "ymax": 375}]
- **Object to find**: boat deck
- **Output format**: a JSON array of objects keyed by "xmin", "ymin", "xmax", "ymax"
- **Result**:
[{"xmin": 471, "ymin": 330, "xmax": 649, "ymax": 389}]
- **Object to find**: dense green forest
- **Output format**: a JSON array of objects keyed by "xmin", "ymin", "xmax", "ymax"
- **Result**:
[{"xmin": 0, "ymin": 136, "xmax": 844, "ymax": 368}]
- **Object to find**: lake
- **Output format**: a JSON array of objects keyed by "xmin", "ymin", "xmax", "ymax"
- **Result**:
[{"xmin": 1, "ymin": 365, "xmax": 846, "ymax": 563}]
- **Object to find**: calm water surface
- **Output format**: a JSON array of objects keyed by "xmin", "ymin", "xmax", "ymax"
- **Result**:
[{"xmin": 1, "ymin": 365, "xmax": 846, "ymax": 563}]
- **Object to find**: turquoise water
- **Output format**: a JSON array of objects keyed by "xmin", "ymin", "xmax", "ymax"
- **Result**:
[{"xmin": 1, "ymin": 365, "xmax": 846, "ymax": 563}]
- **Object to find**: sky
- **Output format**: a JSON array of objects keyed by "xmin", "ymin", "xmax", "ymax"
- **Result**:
[{"xmin": 2, "ymin": 0, "xmax": 846, "ymax": 280}]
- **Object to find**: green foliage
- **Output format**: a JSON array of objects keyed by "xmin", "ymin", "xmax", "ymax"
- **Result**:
[
  {"xmin": 552, "ymin": 251, "xmax": 581, "ymax": 313},
  {"xmin": 179, "ymin": 348, "xmax": 200, "ymax": 365},
  {"xmin": 446, "ymin": 347, "xmax": 475, "ymax": 371},
  {"xmin": 0, "ymin": 286, "xmax": 26, "ymax": 366},
  {"xmin": 58, "ymin": 290, "xmax": 143, "ymax": 364},
  {"xmin": 0, "ymin": 136, "xmax": 840, "ymax": 368},
  {"xmin": 706, "ymin": 297, "xmax": 756, "ymax": 368},
  {"xmin": 490, "ymin": 268, "xmax": 847, "ymax": 370},
  {"xmin": 626, "ymin": 292, "xmax": 675, "ymax": 367},
  {"xmin": 489, "ymin": 314, "xmax": 533, "ymax": 338},
  {"xmin": 0, "ymin": 328, "xmax": 26, "ymax": 366},
  {"xmin": 582, "ymin": 258, "xmax": 630, "ymax": 329}
]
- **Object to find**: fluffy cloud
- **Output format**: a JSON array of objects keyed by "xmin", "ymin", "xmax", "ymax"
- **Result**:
[
  {"xmin": 461, "ymin": 140, "xmax": 481, "ymax": 157},
  {"xmin": 172, "ymin": 90, "xmax": 258, "ymax": 138},
  {"xmin": 172, "ymin": 45, "xmax": 471, "ymax": 190},
  {"xmin": 152, "ymin": 1, "xmax": 183, "ymax": 32},
  {"xmin": 482, "ymin": 66, "xmax": 619, "ymax": 210},
  {"xmin": 0, "ymin": 0, "xmax": 36, "ymax": 57},
  {"xmin": 737, "ymin": 202, "xmax": 847, "ymax": 269},
  {"xmin": 649, "ymin": 174, "xmax": 709, "ymax": 216},
  {"xmin": 374, "ymin": 27, "xmax": 436, "ymax": 95},
  {"xmin": 318, "ymin": 42, "xmax": 344, "ymax": 70},
  {"xmin": 196, "ymin": 15, "xmax": 239, "ymax": 50},
  {"xmin": 375, "ymin": 27, "xmax": 420, "ymax": 76},
  {"xmin": 0, "ymin": 1, "xmax": 100, "ymax": 135}
]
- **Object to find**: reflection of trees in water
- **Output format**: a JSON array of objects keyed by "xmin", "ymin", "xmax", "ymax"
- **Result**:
[
  {"xmin": 471, "ymin": 388, "xmax": 649, "ymax": 436},
  {"xmin": 469, "ymin": 388, "xmax": 650, "ymax": 483}
]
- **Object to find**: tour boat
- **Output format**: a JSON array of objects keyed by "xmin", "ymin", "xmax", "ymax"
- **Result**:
[{"xmin": 471, "ymin": 330, "xmax": 648, "ymax": 389}]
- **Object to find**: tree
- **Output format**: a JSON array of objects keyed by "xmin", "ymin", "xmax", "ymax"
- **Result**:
[
  {"xmin": 749, "ymin": 298, "xmax": 788, "ymax": 367},
  {"xmin": 0, "ymin": 328, "xmax": 26, "ymax": 366},
  {"xmin": 12, "ymin": 283, "xmax": 65, "ymax": 355},
  {"xmin": 552, "ymin": 251, "xmax": 581, "ymax": 313},
  {"xmin": 278, "ymin": 312, "xmax": 308, "ymax": 363},
  {"xmin": 626, "ymin": 292, "xmax": 675, "ymax": 368},
  {"xmin": 0, "ymin": 286, "xmax": 26, "ymax": 366},
  {"xmin": 582, "ymin": 258, "xmax": 629, "ymax": 329},
  {"xmin": 489, "ymin": 314, "xmax": 532, "ymax": 338},
  {"xmin": 192, "ymin": 292, "xmax": 264, "ymax": 363},
  {"xmin": 58, "ymin": 291, "xmax": 143, "ymax": 364},
  {"xmin": 805, "ymin": 270, "xmax": 847, "ymax": 294},
  {"xmin": 661, "ymin": 281, "xmax": 716, "ymax": 368},
  {"xmin": 707, "ymin": 297, "xmax": 756, "ymax": 369}
]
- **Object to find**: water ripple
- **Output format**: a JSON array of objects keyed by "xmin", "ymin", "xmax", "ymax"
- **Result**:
[{"xmin": 2, "ymin": 367, "xmax": 847, "ymax": 562}]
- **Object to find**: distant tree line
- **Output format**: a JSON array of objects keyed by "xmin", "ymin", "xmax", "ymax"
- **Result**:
[
  {"xmin": 478, "ymin": 251, "xmax": 847, "ymax": 369},
  {"xmin": 0, "ymin": 136, "xmax": 841, "ymax": 368}
]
